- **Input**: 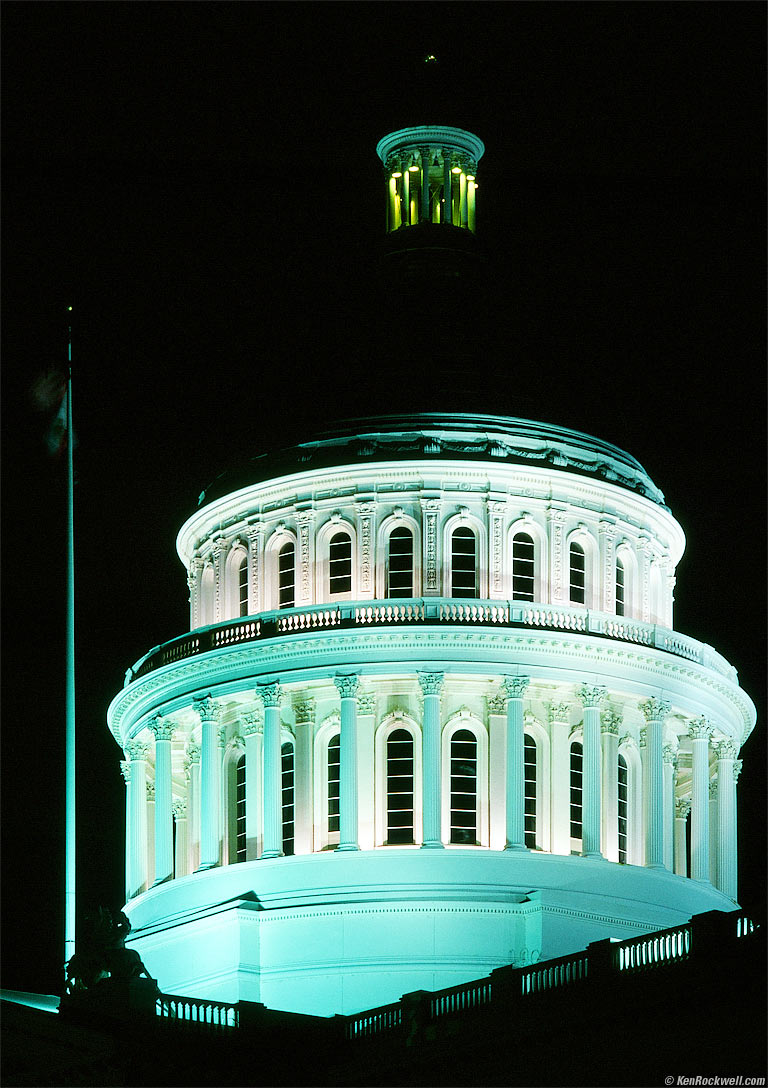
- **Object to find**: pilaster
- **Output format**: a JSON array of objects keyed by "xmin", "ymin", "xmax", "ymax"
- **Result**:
[
  {"xmin": 578, "ymin": 684, "xmax": 606, "ymax": 858},
  {"xmin": 195, "ymin": 695, "xmax": 222, "ymax": 869},
  {"xmin": 688, "ymin": 717, "xmax": 713, "ymax": 883},
  {"xmin": 503, "ymin": 677, "xmax": 530, "ymax": 851},
  {"xmin": 259, "ymin": 682, "xmax": 283, "ymax": 859},
  {"xmin": 548, "ymin": 702, "xmax": 572, "ymax": 856},
  {"xmin": 335, "ymin": 675, "xmax": 360, "ymax": 851},
  {"xmin": 641, "ymin": 697, "xmax": 670, "ymax": 869},
  {"xmin": 600, "ymin": 710, "xmax": 620, "ymax": 862}
]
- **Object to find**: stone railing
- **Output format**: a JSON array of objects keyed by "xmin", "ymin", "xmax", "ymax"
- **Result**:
[
  {"xmin": 156, "ymin": 992, "xmax": 238, "ymax": 1029},
  {"xmin": 126, "ymin": 598, "xmax": 738, "ymax": 685}
]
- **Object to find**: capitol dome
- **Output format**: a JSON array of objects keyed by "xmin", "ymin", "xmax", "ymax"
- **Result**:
[{"xmin": 109, "ymin": 401, "xmax": 754, "ymax": 1014}]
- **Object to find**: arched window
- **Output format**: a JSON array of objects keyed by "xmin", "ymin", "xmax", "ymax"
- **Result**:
[
  {"xmin": 524, "ymin": 734, "xmax": 537, "ymax": 848},
  {"xmin": 236, "ymin": 754, "xmax": 246, "ymax": 862},
  {"xmin": 570, "ymin": 741, "xmax": 583, "ymax": 848},
  {"xmin": 618, "ymin": 754, "xmax": 628, "ymax": 863},
  {"xmin": 237, "ymin": 553, "xmax": 249, "ymax": 617},
  {"xmin": 278, "ymin": 542, "xmax": 295, "ymax": 609},
  {"xmin": 281, "ymin": 741, "xmax": 295, "ymax": 856},
  {"xmin": 329, "ymin": 532, "xmax": 352, "ymax": 596},
  {"xmin": 451, "ymin": 526, "xmax": 478, "ymax": 598},
  {"xmin": 387, "ymin": 526, "xmax": 414, "ymax": 597},
  {"xmin": 569, "ymin": 543, "xmax": 586, "ymax": 605},
  {"xmin": 386, "ymin": 729, "xmax": 414, "ymax": 844},
  {"xmin": 512, "ymin": 533, "xmax": 535, "ymax": 602},
  {"xmin": 449, "ymin": 729, "xmax": 477, "ymax": 844},
  {"xmin": 615, "ymin": 556, "xmax": 625, "ymax": 617},
  {"xmin": 327, "ymin": 733, "xmax": 340, "ymax": 835}
]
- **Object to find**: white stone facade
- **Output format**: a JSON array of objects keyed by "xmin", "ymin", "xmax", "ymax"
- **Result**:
[{"xmin": 109, "ymin": 415, "xmax": 755, "ymax": 1015}]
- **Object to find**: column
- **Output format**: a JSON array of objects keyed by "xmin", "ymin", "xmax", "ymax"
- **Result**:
[
  {"xmin": 335, "ymin": 675, "xmax": 361, "ymax": 851},
  {"xmin": 150, "ymin": 715, "xmax": 175, "ymax": 885},
  {"xmin": 402, "ymin": 167, "xmax": 410, "ymax": 225},
  {"xmin": 195, "ymin": 695, "xmax": 222, "ymax": 869},
  {"xmin": 459, "ymin": 171, "xmax": 468, "ymax": 227},
  {"xmin": 708, "ymin": 780, "xmax": 719, "ymax": 887},
  {"xmin": 173, "ymin": 799, "xmax": 189, "ymax": 878},
  {"xmin": 663, "ymin": 746, "xmax": 677, "ymax": 871},
  {"xmin": 357, "ymin": 692, "xmax": 377, "ymax": 850},
  {"xmin": 638, "ymin": 728, "xmax": 648, "ymax": 866},
  {"xmin": 242, "ymin": 714, "xmax": 263, "ymax": 860},
  {"xmin": 442, "ymin": 151, "xmax": 452, "ymax": 225},
  {"xmin": 185, "ymin": 740, "xmax": 201, "ymax": 872},
  {"xmin": 467, "ymin": 175, "xmax": 476, "ymax": 232},
  {"xmin": 714, "ymin": 741, "xmax": 738, "ymax": 899},
  {"xmin": 579, "ymin": 685, "xmax": 606, "ymax": 858},
  {"xmin": 420, "ymin": 147, "xmax": 430, "ymax": 221},
  {"xmin": 419, "ymin": 673, "xmax": 445, "ymax": 849},
  {"xmin": 487, "ymin": 694, "xmax": 507, "ymax": 850},
  {"xmin": 120, "ymin": 760, "xmax": 131, "ymax": 898},
  {"xmin": 548, "ymin": 702, "xmax": 571, "ymax": 856},
  {"xmin": 641, "ymin": 697, "xmax": 669, "ymax": 869},
  {"xmin": 601, "ymin": 710, "xmax": 620, "ymax": 862},
  {"xmin": 674, "ymin": 798, "xmax": 690, "ymax": 877},
  {"xmin": 503, "ymin": 677, "xmax": 530, "ymax": 850},
  {"xmin": 259, "ymin": 682, "xmax": 283, "ymax": 859},
  {"xmin": 146, "ymin": 781, "xmax": 155, "ymax": 882},
  {"xmin": 293, "ymin": 698, "xmax": 314, "ymax": 855},
  {"xmin": 689, "ymin": 717, "xmax": 712, "ymax": 882},
  {"xmin": 124, "ymin": 740, "xmax": 149, "ymax": 900}
]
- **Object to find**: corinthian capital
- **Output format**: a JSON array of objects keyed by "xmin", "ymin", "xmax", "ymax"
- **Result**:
[
  {"xmin": 601, "ymin": 710, "xmax": 621, "ymax": 735},
  {"xmin": 335, "ymin": 674, "xmax": 360, "ymax": 700},
  {"xmin": 258, "ymin": 681, "xmax": 282, "ymax": 708},
  {"xmin": 548, "ymin": 702, "xmax": 571, "ymax": 724},
  {"xmin": 125, "ymin": 740, "xmax": 150, "ymax": 762},
  {"xmin": 418, "ymin": 672, "xmax": 445, "ymax": 697},
  {"xmin": 293, "ymin": 699, "xmax": 316, "ymax": 725},
  {"xmin": 662, "ymin": 745, "xmax": 678, "ymax": 767},
  {"xmin": 641, "ymin": 697, "xmax": 671, "ymax": 722},
  {"xmin": 675, "ymin": 798, "xmax": 692, "ymax": 819},
  {"xmin": 149, "ymin": 714, "xmax": 175, "ymax": 742},
  {"xmin": 502, "ymin": 676, "xmax": 530, "ymax": 700},
  {"xmin": 733, "ymin": 760, "xmax": 743, "ymax": 783},
  {"xmin": 579, "ymin": 684, "xmax": 606, "ymax": 709},
  {"xmin": 194, "ymin": 695, "xmax": 221, "ymax": 722},
  {"xmin": 120, "ymin": 761, "xmax": 131, "ymax": 784},
  {"xmin": 715, "ymin": 740, "xmax": 738, "ymax": 762},
  {"xmin": 185, "ymin": 740, "xmax": 201, "ymax": 765},
  {"xmin": 688, "ymin": 717, "xmax": 713, "ymax": 742}
]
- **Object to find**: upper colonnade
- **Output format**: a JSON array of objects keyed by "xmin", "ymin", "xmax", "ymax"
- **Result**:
[{"xmin": 176, "ymin": 416, "xmax": 684, "ymax": 633}]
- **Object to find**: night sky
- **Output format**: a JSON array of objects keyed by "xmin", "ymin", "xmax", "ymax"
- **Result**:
[{"xmin": 2, "ymin": 2, "xmax": 765, "ymax": 1000}]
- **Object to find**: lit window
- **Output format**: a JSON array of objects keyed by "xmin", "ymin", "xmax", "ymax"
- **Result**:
[
  {"xmin": 512, "ymin": 533, "xmax": 535, "ymax": 601},
  {"xmin": 569, "ymin": 542, "xmax": 585, "ymax": 605},
  {"xmin": 327, "ymin": 733, "xmax": 340, "ymax": 834},
  {"xmin": 329, "ymin": 532, "xmax": 352, "ymax": 595},
  {"xmin": 616, "ymin": 556, "xmax": 625, "ymax": 617},
  {"xmin": 238, "ymin": 553, "xmax": 249, "ymax": 617},
  {"xmin": 387, "ymin": 526, "xmax": 414, "ymax": 597},
  {"xmin": 278, "ymin": 542, "xmax": 295, "ymax": 609},
  {"xmin": 570, "ymin": 742, "xmax": 583, "ymax": 845},
  {"xmin": 618, "ymin": 754, "xmax": 628, "ymax": 863},
  {"xmin": 386, "ymin": 729, "xmax": 414, "ymax": 844},
  {"xmin": 281, "ymin": 742, "xmax": 295, "ymax": 856},
  {"xmin": 524, "ymin": 734, "xmax": 537, "ymax": 848},
  {"xmin": 451, "ymin": 526, "xmax": 477, "ymax": 598},
  {"xmin": 450, "ymin": 729, "xmax": 477, "ymax": 844},
  {"xmin": 236, "ymin": 754, "xmax": 246, "ymax": 863}
]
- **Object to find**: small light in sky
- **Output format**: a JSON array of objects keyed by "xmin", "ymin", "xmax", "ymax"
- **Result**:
[
  {"xmin": 67, "ymin": 305, "xmax": 73, "ymax": 311},
  {"xmin": 425, "ymin": 55, "xmax": 437, "ymax": 64}
]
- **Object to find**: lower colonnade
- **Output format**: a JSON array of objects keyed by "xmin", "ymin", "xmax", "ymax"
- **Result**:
[{"xmin": 119, "ymin": 673, "xmax": 742, "ymax": 904}]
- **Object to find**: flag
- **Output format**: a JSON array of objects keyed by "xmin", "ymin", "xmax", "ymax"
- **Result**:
[{"xmin": 31, "ymin": 369, "xmax": 69, "ymax": 456}]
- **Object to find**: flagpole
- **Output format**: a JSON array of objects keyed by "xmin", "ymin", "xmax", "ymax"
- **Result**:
[{"xmin": 64, "ymin": 310, "xmax": 76, "ymax": 971}]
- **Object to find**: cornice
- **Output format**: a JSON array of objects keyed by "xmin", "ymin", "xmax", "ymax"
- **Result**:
[{"xmin": 108, "ymin": 625, "xmax": 755, "ymax": 747}]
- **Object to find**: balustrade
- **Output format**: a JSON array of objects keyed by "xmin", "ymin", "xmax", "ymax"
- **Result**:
[{"xmin": 125, "ymin": 600, "xmax": 738, "ymax": 684}]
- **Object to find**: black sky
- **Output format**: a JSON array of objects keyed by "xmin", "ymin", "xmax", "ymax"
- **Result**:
[{"xmin": 2, "ymin": 2, "xmax": 765, "ymax": 999}]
